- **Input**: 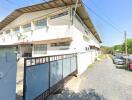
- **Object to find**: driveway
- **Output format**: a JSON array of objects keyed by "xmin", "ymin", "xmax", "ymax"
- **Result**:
[{"xmin": 48, "ymin": 57, "xmax": 132, "ymax": 100}]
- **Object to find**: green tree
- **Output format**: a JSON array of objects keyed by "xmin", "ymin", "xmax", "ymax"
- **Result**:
[
  {"xmin": 127, "ymin": 39, "xmax": 132, "ymax": 54},
  {"xmin": 100, "ymin": 46, "xmax": 113, "ymax": 54},
  {"xmin": 113, "ymin": 38, "xmax": 132, "ymax": 54},
  {"xmin": 113, "ymin": 45, "xmax": 124, "ymax": 52}
]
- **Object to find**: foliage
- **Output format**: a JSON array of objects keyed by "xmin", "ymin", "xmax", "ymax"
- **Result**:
[
  {"xmin": 98, "ymin": 54, "xmax": 107, "ymax": 59},
  {"xmin": 113, "ymin": 44, "xmax": 124, "ymax": 52},
  {"xmin": 125, "ymin": 39, "xmax": 132, "ymax": 54},
  {"xmin": 113, "ymin": 39, "xmax": 132, "ymax": 54},
  {"xmin": 100, "ymin": 46, "xmax": 113, "ymax": 54}
]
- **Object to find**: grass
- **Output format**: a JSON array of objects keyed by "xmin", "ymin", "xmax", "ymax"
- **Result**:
[
  {"xmin": 88, "ymin": 54, "xmax": 111, "ymax": 69},
  {"xmin": 97, "ymin": 54, "xmax": 108, "ymax": 59},
  {"xmin": 88, "ymin": 64, "xmax": 93, "ymax": 68},
  {"xmin": 116, "ymin": 64, "xmax": 129, "ymax": 70},
  {"xmin": 107, "ymin": 54, "xmax": 112, "ymax": 58}
]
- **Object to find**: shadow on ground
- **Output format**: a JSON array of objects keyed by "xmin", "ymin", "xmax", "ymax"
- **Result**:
[{"xmin": 48, "ymin": 89, "xmax": 106, "ymax": 100}]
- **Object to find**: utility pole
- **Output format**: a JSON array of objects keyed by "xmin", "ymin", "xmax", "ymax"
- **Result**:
[
  {"xmin": 125, "ymin": 31, "xmax": 127, "ymax": 56},
  {"xmin": 125, "ymin": 31, "xmax": 128, "ymax": 67}
]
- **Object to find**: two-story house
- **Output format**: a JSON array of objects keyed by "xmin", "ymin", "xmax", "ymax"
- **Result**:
[{"xmin": 0, "ymin": 0, "xmax": 101, "ymax": 57}]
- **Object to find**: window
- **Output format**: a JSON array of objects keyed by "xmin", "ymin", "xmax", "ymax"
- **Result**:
[
  {"xmin": 50, "ymin": 11, "xmax": 68, "ymax": 19},
  {"xmin": 34, "ymin": 19, "xmax": 47, "ymax": 29},
  {"xmin": 51, "ymin": 42, "xmax": 70, "ymax": 47},
  {"xmin": 22, "ymin": 23, "xmax": 31, "ymax": 32},
  {"xmin": 0, "ymin": 32, "xmax": 3, "ymax": 35},
  {"xmin": 59, "ymin": 42, "xmax": 70, "ymax": 46},
  {"xmin": 51, "ymin": 43, "xmax": 58, "ymax": 47},
  {"xmin": 5, "ymin": 30, "xmax": 10, "ymax": 34},
  {"xmin": 13, "ymin": 27, "xmax": 19, "ymax": 34},
  {"xmin": 83, "ymin": 35, "xmax": 90, "ymax": 42},
  {"xmin": 85, "ymin": 47, "xmax": 90, "ymax": 51},
  {"xmin": 33, "ymin": 44, "xmax": 47, "ymax": 54}
]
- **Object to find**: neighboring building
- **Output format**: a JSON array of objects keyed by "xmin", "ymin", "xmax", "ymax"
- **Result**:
[{"xmin": 0, "ymin": 0, "xmax": 101, "ymax": 57}]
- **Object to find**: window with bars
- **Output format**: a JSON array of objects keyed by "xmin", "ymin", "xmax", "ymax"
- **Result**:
[
  {"xmin": 13, "ymin": 27, "xmax": 20, "ymax": 34},
  {"xmin": 33, "ymin": 44, "xmax": 47, "ymax": 54},
  {"xmin": 22, "ymin": 23, "xmax": 31, "ymax": 32},
  {"xmin": 5, "ymin": 30, "xmax": 10, "ymax": 34},
  {"xmin": 34, "ymin": 19, "xmax": 47, "ymax": 29},
  {"xmin": 51, "ymin": 42, "xmax": 70, "ymax": 47}
]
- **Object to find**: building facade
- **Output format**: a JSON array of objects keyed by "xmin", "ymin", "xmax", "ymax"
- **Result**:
[{"xmin": 0, "ymin": 0, "xmax": 101, "ymax": 57}]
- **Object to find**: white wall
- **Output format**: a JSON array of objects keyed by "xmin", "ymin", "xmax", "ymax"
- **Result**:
[
  {"xmin": 72, "ymin": 14, "xmax": 100, "ymax": 48},
  {"xmin": 77, "ymin": 51, "xmax": 99, "ymax": 75},
  {"xmin": 0, "ymin": 7, "xmax": 72, "ymax": 45},
  {"xmin": 0, "ymin": 47, "xmax": 17, "ymax": 100}
]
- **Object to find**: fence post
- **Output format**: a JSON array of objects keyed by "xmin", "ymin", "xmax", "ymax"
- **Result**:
[
  {"xmin": 76, "ymin": 53, "xmax": 78, "ymax": 76},
  {"xmin": 70, "ymin": 55, "xmax": 72, "ymax": 73},
  {"xmin": 23, "ymin": 58, "xmax": 27, "ymax": 100},
  {"xmin": 62, "ymin": 55, "xmax": 63, "ymax": 79},
  {"xmin": 48, "ymin": 57, "xmax": 51, "ymax": 95}
]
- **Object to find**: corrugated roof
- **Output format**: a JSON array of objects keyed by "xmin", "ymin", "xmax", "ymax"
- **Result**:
[{"xmin": 0, "ymin": 0, "xmax": 102, "ymax": 43}]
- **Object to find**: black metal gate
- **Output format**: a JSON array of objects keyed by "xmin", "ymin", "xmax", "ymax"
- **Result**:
[{"xmin": 23, "ymin": 53, "xmax": 77, "ymax": 100}]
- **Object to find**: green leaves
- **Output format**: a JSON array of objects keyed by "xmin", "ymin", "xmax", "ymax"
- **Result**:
[{"xmin": 113, "ymin": 39, "xmax": 132, "ymax": 54}]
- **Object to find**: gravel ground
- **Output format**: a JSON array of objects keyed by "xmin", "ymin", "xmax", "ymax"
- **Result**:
[{"xmin": 48, "ymin": 57, "xmax": 132, "ymax": 100}]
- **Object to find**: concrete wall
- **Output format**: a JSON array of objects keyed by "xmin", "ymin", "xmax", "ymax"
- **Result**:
[
  {"xmin": 77, "ymin": 51, "xmax": 99, "ymax": 75},
  {"xmin": 0, "ymin": 46, "xmax": 17, "ymax": 100},
  {"xmin": 72, "ymin": 14, "xmax": 100, "ymax": 48}
]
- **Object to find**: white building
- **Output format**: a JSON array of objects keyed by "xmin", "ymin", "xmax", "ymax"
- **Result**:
[{"xmin": 0, "ymin": 0, "xmax": 101, "ymax": 57}]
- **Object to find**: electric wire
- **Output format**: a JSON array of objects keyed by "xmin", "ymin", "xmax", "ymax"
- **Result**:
[
  {"xmin": 5, "ymin": 0, "xmax": 21, "ymax": 8},
  {"xmin": 82, "ymin": 0, "xmax": 123, "ymax": 34},
  {"xmin": 90, "ymin": 0, "xmax": 123, "ymax": 34}
]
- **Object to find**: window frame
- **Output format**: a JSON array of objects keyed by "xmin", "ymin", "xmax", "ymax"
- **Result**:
[
  {"xmin": 34, "ymin": 18, "xmax": 47, "ymax": 30},
  {"xmin": 33, "ymin": 44, "xmax": 47, "ymax": 54},
  {"xmin": 13, "ymin": 27, "xmax": 20, "ymax": 34},
  {"xmin": 22, "ymin": 23, "xmax": 31, "ymax": 32}
]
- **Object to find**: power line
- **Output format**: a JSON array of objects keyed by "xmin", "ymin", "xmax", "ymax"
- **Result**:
[
  {"xmin": 82, "ymin": 1, "xmax": 123, "ymax": 34},
  {"xmin": 90, "ymin": 0, "xmax": 123, "ymax": 33},
  {"xmin": 5, "ymin": 0, "xmax": 20, "ymax": 8},
  {"xmin": 5, "ymin": 0, "xmax": 33, "ymax": 8},
  {"xmin": 42, "ymin": 0, "xmax": 48, "ymax": 3},
  {"xmin": 24, "ymin": 0, "xmax": 33, "ymax": 5}
]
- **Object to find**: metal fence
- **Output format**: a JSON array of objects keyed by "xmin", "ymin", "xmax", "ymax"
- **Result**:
[{"xmin": 23, "ymin": 53, "xmax": 77, "ymax": 100}]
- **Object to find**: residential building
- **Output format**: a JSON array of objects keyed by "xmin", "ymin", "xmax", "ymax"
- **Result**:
[{"xmin": 0, "ymin": 0, "xmax": 101, "ymax": 57}]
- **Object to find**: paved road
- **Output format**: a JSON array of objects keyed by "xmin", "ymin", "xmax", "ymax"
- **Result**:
[{"xmin": 48, "ymin": 57, "xmax": 132, "ymax": 100}]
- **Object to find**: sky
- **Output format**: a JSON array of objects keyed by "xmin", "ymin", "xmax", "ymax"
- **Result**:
[{"xmin": 0, "ymin": 0, "xmax": 132, "ymax": 47}]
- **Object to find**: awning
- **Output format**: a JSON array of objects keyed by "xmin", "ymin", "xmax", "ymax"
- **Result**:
[
  {"xmin": 33, "ymin": 37, "xmax": 72, "ymax": 44},
  {"xmin": 14, "ymin": 37, "xmax": 72, "ymax": 45}
]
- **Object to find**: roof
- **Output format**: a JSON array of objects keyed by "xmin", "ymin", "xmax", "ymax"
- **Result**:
[{"xmin": 0, "ymin": 0, "xmax": 102, "ymax": 43}]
